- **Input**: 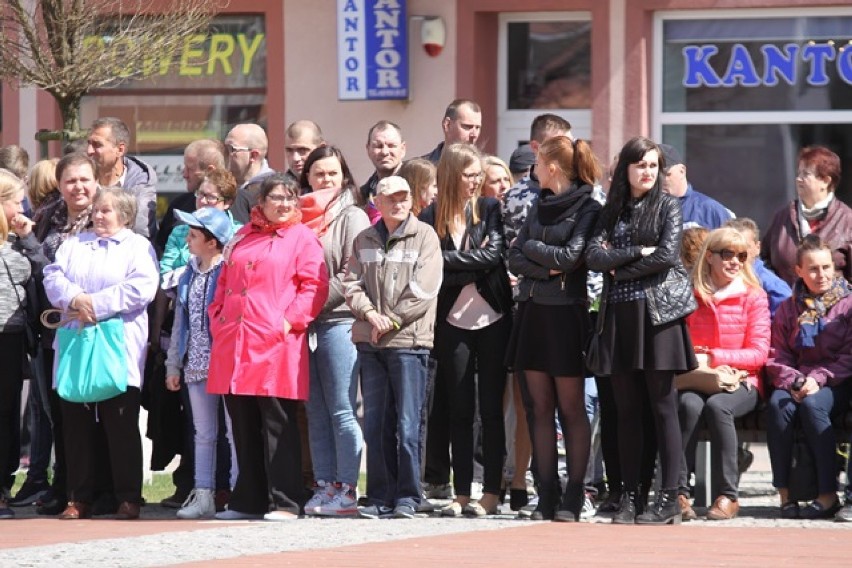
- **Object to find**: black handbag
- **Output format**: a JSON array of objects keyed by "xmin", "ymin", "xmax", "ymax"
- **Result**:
[
  {"xmin": 787, "ymin": 422, "xmax": 819, "ymax": 502},
  {"xmin": 585, "ymin": 332, "xmax": 605, "ymax": 377}
]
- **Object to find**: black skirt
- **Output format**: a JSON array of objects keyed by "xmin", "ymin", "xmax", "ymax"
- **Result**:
[
  {"xmin": 595, "ymin": 299, "xmax": 697, "ymax": 376},
  {"xmin": 508, "ymin": 301, "xmax": 590, "ymax": 377}
]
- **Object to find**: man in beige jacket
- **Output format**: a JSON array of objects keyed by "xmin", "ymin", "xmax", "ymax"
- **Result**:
[{"xmin": 344, "ymin": 176, "xmax": 442, "ymax": 519}]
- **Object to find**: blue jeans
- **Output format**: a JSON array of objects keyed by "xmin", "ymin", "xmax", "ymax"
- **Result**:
[
  {"xmin": 186, "ymin": 382, "xmax": 237, "ymax": 490},
  {"xmin": 306, "ymin": 320, "xmax": 362, "ymax": 486},
  {"xmin": 358, "ymin": 344, "xmax": 429, "ymax": 508},
  {"xmin": 766, "ymin": 383, "xmax": 851, "ymax": 495}
]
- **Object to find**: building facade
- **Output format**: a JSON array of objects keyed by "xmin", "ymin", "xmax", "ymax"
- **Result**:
[{"xmin": 1, "ymin": 0, "xmax": 850, "ymax": 230}]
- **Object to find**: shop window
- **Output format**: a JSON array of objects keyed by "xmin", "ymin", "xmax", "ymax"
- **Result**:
[{"xmin": 656, "ymin": 12, "xmax": 852, "ymax": 233}]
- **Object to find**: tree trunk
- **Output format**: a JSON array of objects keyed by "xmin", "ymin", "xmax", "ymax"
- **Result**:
[{"xmin": 58, "ymin": 94, "xmax": 82, "ymax": 136}]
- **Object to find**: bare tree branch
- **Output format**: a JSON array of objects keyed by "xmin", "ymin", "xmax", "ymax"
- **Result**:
[{"xmin": 0, "ymin": 0, "xmax": 222, "ymax": 133}]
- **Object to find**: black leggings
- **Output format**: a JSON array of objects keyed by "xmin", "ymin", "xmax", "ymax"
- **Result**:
[
  {"xmin": 611, "ymin": 370, "xmax": 681, "ymax": 491},
  {"xmin": 525, "ymin": 371, "xmax": 589, "ymax": 499}
]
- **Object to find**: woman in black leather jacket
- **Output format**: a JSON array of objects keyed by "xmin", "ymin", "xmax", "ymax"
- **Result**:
[
  {"xmin": 506, "ymin": 136, "xmax": 601, "ymax": 521},
  {"xmin": 585, "ymin": 136, "xmax": 697, "ymax": 525},
  {"xmin": 420, "ymin": 143, "xmax": 513, "ymax": 517}
]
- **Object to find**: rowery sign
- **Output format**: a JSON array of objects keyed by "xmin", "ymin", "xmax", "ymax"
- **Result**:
[
  {"xmin": 337, "ymin": 0, "xmax": 409, "ymax": 100},
  {"xmin": 683, "ymin": 42, "xmax": 852, "ymax": 87}
]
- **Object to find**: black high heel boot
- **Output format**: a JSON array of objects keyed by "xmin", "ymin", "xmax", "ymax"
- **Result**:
[
  {"xmin": 612, "ymin": 489, "xmax": 639, "ymax": 524},
  {"xmin": 635, "ymin": 489, "xmax": 682, "ymax": 525},
  {"xmin": 555, "ymin": 482, "xmax": 584, "ymax": 522},
  {"xmin": 530, "ymin": 481, "xmax": 558, "ymax": 521}
]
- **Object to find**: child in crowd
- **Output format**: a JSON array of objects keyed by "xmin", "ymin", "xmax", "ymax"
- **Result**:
[
  {"xmin": 398, "ymin": 158, "xmax": 437, "ymax": 218},
  {"xmin": 165, "ymin": 208, "xmax": 238, "ymax": 519}
]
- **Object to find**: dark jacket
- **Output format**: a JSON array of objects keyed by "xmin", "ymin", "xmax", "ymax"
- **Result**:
[
  {"xmin": 585, "ymin": 192, "xmax": 695, "ymax": 326},
  {"xmin": 507, "ymin": 185, "xmax": 600, "ymax": 305},
  {"xmin": 230, "ymin": 163, "xmax": 277, "ymax": 225},
  {"xmin": 422, "ymin": 142, "xmax": 444, "ymax": 165},
  {"xmin": 761, "ymin": 198, "xmax": 852, "ymax": 286},
  {"xmin": 419, "ymin": 196, "xmax": 513, "ymax": 324}
]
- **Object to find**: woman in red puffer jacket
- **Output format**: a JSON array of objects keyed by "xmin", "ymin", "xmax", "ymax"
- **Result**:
[{"xmin": 677, "ymin": 228, "xmax": 770, "ymax": 522}]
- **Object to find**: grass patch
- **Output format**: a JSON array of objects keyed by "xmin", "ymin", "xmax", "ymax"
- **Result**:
[{"xmin": 11, "ymin": 470, "xmax": 178, "ymax": 504}]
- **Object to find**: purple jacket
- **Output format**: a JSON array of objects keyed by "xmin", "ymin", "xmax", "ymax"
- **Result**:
[{"xmin": 766, "ymin": 293, "xmax": 852, "ymax": 390}]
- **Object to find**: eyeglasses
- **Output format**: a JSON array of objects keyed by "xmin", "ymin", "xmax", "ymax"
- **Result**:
[
  {"xmin": 226, "ymin": 143, "xmax": 253, "ymax": 154},
  {"xmin": 795, "ymin": 170, "xmax": 816, "ymax": 180},
  {"xmin": 266, "ymin": 194, "xmax": 299, "ymax": 204},
  {"xmin": 461, "ymin": 172, "xmax": 483, "ymax": 182},
  {"xmin": 194, "ymin": 191, "xmax": 224, "ymax": 204},
  {"xmin": 712, "ymin": 249, "xmax": 749, "ymax": 263}
]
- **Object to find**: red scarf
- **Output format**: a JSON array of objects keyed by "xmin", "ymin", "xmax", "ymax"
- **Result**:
[
  {"xmin": 300, "ymin": 187, "xmax": 346, "ymax": 237},
  {"xmin": 249, "ymin": 205, "xmax": 302, "ymax": 233}
]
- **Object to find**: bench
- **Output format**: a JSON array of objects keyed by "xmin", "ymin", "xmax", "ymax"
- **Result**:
[{"xmin": 693, "ymin": 405, "xmax": 852, "ymax": 507}]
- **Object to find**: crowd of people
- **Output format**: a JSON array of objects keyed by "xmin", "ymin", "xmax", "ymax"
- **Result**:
[{"xmin": 1, "ymin": 101, "xmax": 851, "ymax": 526}]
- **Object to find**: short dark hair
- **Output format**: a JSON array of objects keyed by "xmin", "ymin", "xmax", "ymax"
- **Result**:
[
  {"xmin": 366, "ymin": 120, "xmax": 403, "ymax": 144},
  {"xmin": 299, "ymin": 145, "xmax": 360, "ymax": 203},
  {"xmin": 529, "ymin": 114, "xmax": 572, "ymax": 143},
  {"xmin": 444, "ymin": 99, "xmax": 481, "ymax": 120},
  {"xmin": 91, "ymin": 117, "xmax": 131, "ymax": 146},
  {"xmin": 55, "ymin": 152, "xmax": 96, "ymax": 183},
  {"xmin": 192, "ymin": 225, "xmax": 225, "ymax": 251},
  {"xmin": 259, "ymin": 173, "xmax": 300, "ymax": 203},
  {"xmin": 796, "ymin": 234, "xmax": 832, "ymax": 265}
]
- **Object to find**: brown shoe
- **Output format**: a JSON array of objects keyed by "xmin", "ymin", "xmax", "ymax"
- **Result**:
[
  {"xmin": 115, "ymin": 501, "xmax": 140, "ymax": 520},
  {"xmin": 706, "ymin": 495, "xmax": 739, "ymax": 520},
  {"xmin": 678, "ymin": 494, "xmax": 697, "ymax": 521},
  {"xmin": 59, "ymin": 501, "xmax": 91, "ymax": 520}
]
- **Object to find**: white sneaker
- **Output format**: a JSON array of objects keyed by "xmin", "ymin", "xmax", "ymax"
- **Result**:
[
  {"xmin": 580, "ymin": 493, "xmax": 596, "ymax": 520},
  {"xmin": 176, "ymin": 488, "xmax": 215, "ymax": 519},
  {"xmin": 314, "ymin": 483, "xmax": 358, "ymax": 517},
  {"xmin": 304, "ymin": 480, "xmax": 336, "ymax": 515},
  {"xmin": 422, "ymin": 483, "xmax": 454, "ymax": 499}
]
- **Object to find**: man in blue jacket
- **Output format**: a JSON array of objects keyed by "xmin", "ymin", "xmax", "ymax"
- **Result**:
[{"xmin": 660, "ymin": 143, "xmax": 733, "ymax": 230}]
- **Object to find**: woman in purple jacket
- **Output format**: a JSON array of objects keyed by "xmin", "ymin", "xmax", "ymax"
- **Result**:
[{"xmin": 765, "ymin": 235, "xmax": 852, "ymax": 520}]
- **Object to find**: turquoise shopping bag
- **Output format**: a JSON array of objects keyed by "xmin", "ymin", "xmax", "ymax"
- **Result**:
[{"xmin": 56, "ymin": 318, "xmax": 128, "ymax": 403}]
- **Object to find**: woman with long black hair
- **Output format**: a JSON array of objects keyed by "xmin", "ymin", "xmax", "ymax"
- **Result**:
[{"xmin": 585, "ymin": 136, "xmax": 697, "ymax": 525}]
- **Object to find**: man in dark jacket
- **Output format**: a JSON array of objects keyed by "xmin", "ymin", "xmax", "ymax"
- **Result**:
[
  {"xmin": 360, "ymin": 120, "xmax": 406, "ymax": 203},
  {"xmin": 87, "ymin": 117, "xmax": 158, "ymax": 240},
  {"xmin": 422, "ymin": 99, "xmax": 481, "ymax": 164}
]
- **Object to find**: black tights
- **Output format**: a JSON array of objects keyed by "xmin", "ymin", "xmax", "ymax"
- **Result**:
[
  {"xmin": 611, "ymin": 370, "xmax": 681, "ymax": 491},
  {"xmin": 525, "ymin": 371, "xmax": 589, "ymax": 501}
]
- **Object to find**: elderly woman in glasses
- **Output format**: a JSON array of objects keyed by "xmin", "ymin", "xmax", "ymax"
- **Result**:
[
  {"xmin": 762, "ymin": 146, "xmax": 852, "ymax": 286},
  {"xmin": 676, "ymin": 228, "xmax": 770, "ymax": 522},
  {"xmin": 160, "ymin": 167, "xmax": 242, "ymax": 281}
]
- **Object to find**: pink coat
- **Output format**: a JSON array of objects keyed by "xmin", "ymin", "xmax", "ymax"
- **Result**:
[
  {"xmin": 207, "ymin": 223, "xmax": 329, "ymax": 399},
  {"xmin": 685, "ymin": 281, "xmax": 771, "ymax": 396}
]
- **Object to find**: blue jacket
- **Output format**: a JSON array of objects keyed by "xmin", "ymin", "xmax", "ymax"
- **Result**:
[
  {"xmin": 752, "ymin": 257, "xmax": 791, "ymax": 317},
  {"xmin": 680, "ymin": 184, "xmax": 733, "ymax": 230},
  {"xmin": 165, "ymin": 256, "xmax": 223, "ymax": 377}
]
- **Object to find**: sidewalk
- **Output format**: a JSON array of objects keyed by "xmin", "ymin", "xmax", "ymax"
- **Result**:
[{"xmin": 1, "ymin": 444, "xmax": 849, "ymax": 567}]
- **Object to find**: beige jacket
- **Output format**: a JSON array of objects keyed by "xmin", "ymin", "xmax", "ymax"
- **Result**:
[{"xmin": 344, "ymin": 214, "xmax": 442, "ymax": 349}]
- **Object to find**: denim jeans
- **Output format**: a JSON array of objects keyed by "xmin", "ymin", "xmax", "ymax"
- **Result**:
[
  {"xmin": 24, "ymin": 348, "xmax": 54, "ymax": 485},
  {"xmin": 766, "ymin": 383, "xmax": 852, "ymax": 494},
  {"xmin": 306, "ymin": 320, "xmax": 363, "ymax": 486},
  {"xmin": 358, "ymin": 344, "xmax": 429, "ymax": 509},
  {"xmin": 186, "ymin": 382, "xmax": 237, "ymax": 490}
]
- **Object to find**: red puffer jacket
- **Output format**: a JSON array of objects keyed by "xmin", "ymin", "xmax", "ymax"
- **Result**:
[{"xmin": 685, "ymin": 279, "xmax": 771, "ymax": 396}]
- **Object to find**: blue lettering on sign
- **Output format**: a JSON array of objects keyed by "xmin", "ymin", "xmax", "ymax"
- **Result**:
[
  {"xmin": 760, "ymin": 43, "xmax": 798, "ymax": 86},
  {"xmin": 682, "ymin": 41, "xmax": 852, "ymax": 88}
]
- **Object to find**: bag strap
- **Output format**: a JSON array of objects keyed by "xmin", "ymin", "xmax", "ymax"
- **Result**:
[
  {"xmin": 1, "ymin": 255, "xmax": 25, "ymax": 309},
  {"xmin": 40, "ymin": 308, "xmax": 81, "ymax": 329}
]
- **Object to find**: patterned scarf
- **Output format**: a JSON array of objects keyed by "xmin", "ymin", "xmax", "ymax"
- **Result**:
[
  {"xmin": 300, "ymin": 187, "xmax": 350, "ymax": 237},
  {"xmin": 795, "ymin": 275, "xmax": 849, "ymax": 348},
  {"xmin": 249, "ymin": 205, "xmax": 302, "ymax": 234}
]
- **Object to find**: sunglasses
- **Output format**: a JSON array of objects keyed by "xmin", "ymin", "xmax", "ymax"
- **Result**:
[{"xmin": 712, "ymin": 249, "xmax": 748, "ymax": 263}]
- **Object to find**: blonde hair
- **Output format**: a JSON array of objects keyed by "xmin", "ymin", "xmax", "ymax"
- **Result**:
[
  {"xmin": 692, "ymin": 227, "xmax": 761, "ymax": 304},
  {"xmin": 0, "ymin": 169, "xmax": 26, "ymax": 245},
  {"xmin": 481, "ymin": 155, "xmax": 512, "ymax": 198},
  {"xmin": 27, "ymin": 158, "xmax": 59, "ymax": 210},
  {"xmin": 435, "ymin": 143, "xmax": 480, "ymax": 239},
  {"xmin": 398, "ymin": 158, "xmax": 436, "ymax": 217}
]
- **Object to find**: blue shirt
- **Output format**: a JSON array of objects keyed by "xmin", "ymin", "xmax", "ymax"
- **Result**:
[{"xmin": 680, "ymin": 184, "xmax": 733, "ymax": 230}]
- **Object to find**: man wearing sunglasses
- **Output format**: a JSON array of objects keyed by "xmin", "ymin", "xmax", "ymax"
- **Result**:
[
  {"xmin": 660, "ymin": 144, "xmax": 734, "ymax": 230},
  {"xmin": 226, "ymin": 123, "xmax": 276, "ymax": 224}
]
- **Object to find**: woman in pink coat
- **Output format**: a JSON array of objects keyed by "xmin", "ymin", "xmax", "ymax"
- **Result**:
[
  {"xmin": 208, "ymin": 174, "xmax": 329, "ymax": 521},
  {"xmin": 677, "ymin": 228, "xmax": 770, "ymax": 521}
]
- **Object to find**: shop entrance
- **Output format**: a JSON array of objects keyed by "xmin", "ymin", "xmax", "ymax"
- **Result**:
[{"xmin": 496, "ymin": 11, "xmax": 593, "ymax": 163}]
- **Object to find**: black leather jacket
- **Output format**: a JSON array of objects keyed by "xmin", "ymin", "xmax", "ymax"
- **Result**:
[
  {"xmin": 420, "ymin": 197, "xmax": 513, "ymax": 323},
  {"xmin": 508, "ymin": 185, "xmax": 600, "ymax": 305},
  {"xmin": 585, "ymin": 192, "xmax": 695, "ymax": 326}
]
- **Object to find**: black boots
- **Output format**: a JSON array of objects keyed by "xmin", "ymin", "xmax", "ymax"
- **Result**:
[
  {"xmin": 530, "ymin": 481, "xmax": 558, "ymax": 521},
  {"xmin": 635, "ymin": 489, "xmax": 682, "ymax": 525},
  {"xmin": 554, "ymin": 482, "xmax": 584, "ymax": 522},
  {"xmin": 612, "ymin": 489, "xmax": 638, "ymax": 524}
]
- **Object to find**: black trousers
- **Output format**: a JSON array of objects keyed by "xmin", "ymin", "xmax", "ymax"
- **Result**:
[
  {"xmin": 679, "ymin": 384, "xmax": 758, "ymax": 499},
  {"xmin": 427, "ymin": 318, "xmax": 510, "ymax": 496},
  {"xmin": 60, "ymin": 387, "xmax": 142, "ymax": 504},
  {"xmin": 42, "ymin": 349, "xmax": 67, "ymax": 500},
  {"xmin": 225, "ymin": 395, "xmax": 306, "ymax": 514},
  {"xmin": 0, "ymin": 333, "xmax": 25, "ymax": 493}
]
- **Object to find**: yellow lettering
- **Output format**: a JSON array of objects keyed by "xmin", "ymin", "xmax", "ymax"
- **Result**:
[
  {"xmin": 110, "ymin": 37, "xmax": 136, "ymax": 78},
  {"xmin": 179, "ymin": 34, "xmax": 206, "ymax": 76},
  {"xmin": 238, "ymin": 33, "xmax": 264, "ymax": 75},
  {"xmin": 207, "ymin": 34, "xmax": 235, "ymax": 76},
  {"xmin": 143, "ymin": 42, "xmax": 173, "ymax": 77}
]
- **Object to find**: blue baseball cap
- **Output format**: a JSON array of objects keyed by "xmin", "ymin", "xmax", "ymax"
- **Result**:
[{"xmin": 174, "ymin": 207, "xmax": 235, "ymax": 246}]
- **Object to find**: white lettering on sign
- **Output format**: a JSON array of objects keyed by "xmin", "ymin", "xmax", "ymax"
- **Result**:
[
  {"xmin": 338, "ymin": 0, "xmax": 367, "ymax": 99},
  {"xmin": 372, "ymin": 0, "xmax": 402, "ymax": 89}
]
